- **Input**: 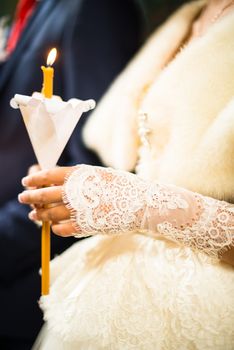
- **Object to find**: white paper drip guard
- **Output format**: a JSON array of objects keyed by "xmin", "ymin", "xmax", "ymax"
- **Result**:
[{"xmin": 10, "ymin": 92, "xmax": 96, "ymax": 169}]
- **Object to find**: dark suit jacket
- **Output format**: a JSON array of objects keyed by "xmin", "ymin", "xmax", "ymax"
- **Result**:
[{"xmin": 0, "ymin": 0, "xmax": 144, "ymax": 347}]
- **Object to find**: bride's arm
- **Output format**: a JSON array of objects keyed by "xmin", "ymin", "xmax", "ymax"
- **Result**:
[
  {"xmin": 143, "ymin": 180, "xmax": 234, "ymax": 263},
  {"xmin": 19, "ymin": 165, "xmax": 234, "ymax": 264}
]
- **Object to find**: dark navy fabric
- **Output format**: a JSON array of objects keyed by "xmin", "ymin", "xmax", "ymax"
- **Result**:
[{"xmin": 0, "ymin": 0, "xmax": 144, "ymax": 347}]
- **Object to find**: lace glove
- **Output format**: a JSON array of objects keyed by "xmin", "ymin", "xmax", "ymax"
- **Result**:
[{"xmin": 64, "ymin": 165, "xmax": 234, "ymax": 259}]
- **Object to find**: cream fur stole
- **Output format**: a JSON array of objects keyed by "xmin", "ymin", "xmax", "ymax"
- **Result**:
[{"xmin": 83, "ymin": 0, "xmax": 234, "ymax": 202}]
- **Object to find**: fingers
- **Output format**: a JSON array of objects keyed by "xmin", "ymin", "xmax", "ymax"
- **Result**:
[
  {"xmin": 18, "ymin": 186, "xmax": 63, "ymax": 205},
  {"xmin": 28, "ymin": 204, "xmax": 76, "ymax": 237},
  {"xmin": 22, "ymin": 166, "xmax": 75, "ymax": 188},
  {"xmin": 51, "ymin": 222, "xmax": 77, "ymax": 237},
  {"xmin": 20, "ymin": 165, "xmax": 80, "ymax": 238},
  {"xmin": 29, "ymin": 204, "xmax": 70, "ymax": 222},
  {"xmin": 26, "ymin": 165, "xmax": 42, "ymax": 190}
]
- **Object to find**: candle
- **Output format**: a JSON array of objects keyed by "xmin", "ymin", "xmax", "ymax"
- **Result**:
[
  {"xmin": 41, "ymin": 221, "xmax": 50, "ymax": 295},
  {"xmin": 41, "ymin": 48, "xmax": 57, "ymax": 98},
  {"xmin": 41, "ymin": 47, "xmax": 57, "ymax": 295}
]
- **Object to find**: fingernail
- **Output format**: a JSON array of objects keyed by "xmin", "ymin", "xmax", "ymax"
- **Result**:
[
  {"xmin": 22, "ymin": 177, "xmax": 29, "ymax": 186},
  {"xmin": 18, "ymin": 193, "xmax": 25, "ymax": 203},
  {"xmin": 29, "ymin": 210, "xmax": 37, "ymax": 220}
]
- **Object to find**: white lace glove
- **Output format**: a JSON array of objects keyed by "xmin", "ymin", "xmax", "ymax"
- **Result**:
[{"xmin": 64, "ymin": 165, "xmax": 234, "ymax": 259}]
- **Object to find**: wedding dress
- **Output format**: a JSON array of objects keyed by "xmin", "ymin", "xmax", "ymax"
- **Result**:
[
  {"xmin": 35, "ymin": 1, "xmax": 234, "ymax": 349},
  {"xmin": 36, "ymin": 165, "xmax": 234, "ymax": 350}
]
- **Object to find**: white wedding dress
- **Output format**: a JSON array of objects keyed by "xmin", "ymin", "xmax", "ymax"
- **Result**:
[
  {"xmin": 34, "ymin": 2, "xmax": 234, "ymax": 349},
  {"xmin": 34, "ymin": 165, "xmax": 234, "ymax": 350}
]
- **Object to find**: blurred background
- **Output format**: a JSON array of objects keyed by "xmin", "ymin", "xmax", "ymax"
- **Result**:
[
  {"xmin": 0, "ymin": 0, "xmax": 18, "ymax": 19},
  {"xmin": 0, "ymin": 0, "xmax": 187, "ymax": 37}
]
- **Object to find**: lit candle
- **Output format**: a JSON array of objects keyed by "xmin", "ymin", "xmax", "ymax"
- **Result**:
[
  {"xmin": 41, "ymin": 47, "xmax": 57, "ymax": 295},
  {"xmin": 41, "ymin": 48, "xmax": 57, "ymax": 98}
]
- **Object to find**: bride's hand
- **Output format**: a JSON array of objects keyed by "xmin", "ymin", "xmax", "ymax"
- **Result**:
[
  {"xmin": 19, "ymin": 164, "xmax": 234, "ymax": 262},
  {"xmin": 18, "ymin": 166, "xmax": 77, "ymax": 236},
  {"xmin": 19, "ymin": 164, "xmax": 147, "ymax": 238}
]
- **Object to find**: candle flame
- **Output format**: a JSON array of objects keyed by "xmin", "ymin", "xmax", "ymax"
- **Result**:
[{"xmin": 47, "ymin": 48, "xmax": 57, "ymax": 66}]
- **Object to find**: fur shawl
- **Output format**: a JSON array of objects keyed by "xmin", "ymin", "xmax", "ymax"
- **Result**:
[{"xmin": 83, "ymin": 0, "xmax": 234, "ymax": 202}]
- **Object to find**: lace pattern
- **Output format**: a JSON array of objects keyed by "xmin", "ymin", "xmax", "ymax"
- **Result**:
[
  {"xmin": 144, "ymin": 183, "xmax": 234, "ymax": 258},
  {"xmin": 63, "ymin": 165, "xmax": 234, "ymax": 259},
  {"xmin": 63, "ymin": 165, "xmax": 147, "ymax": 237}
]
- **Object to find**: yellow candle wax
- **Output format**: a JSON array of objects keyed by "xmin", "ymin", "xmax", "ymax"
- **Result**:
[
  {"xmin": 41, "ymin": 221, "xmax": 50, "ymax": 295},
  {"xmin": 41, "ymin": 47, "xmax": 57, "ymax": 296},
  {"xmin": 41, "ymin": 65, "xmax": 54, "ymax": 98}
]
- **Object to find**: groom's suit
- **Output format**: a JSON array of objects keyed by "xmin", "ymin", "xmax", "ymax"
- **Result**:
[{"xmin": 0, "ymin": 0, "xmax": 144, "ymax": 348}]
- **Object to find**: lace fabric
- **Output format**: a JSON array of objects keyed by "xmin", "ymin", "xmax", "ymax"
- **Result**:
[
  {"xmin": 144, "ymin": 183, "xmax": 234, "ymax": 258},
  {"xmin": 63, "ymin": 164, "xmax": 234, "ymax": 259},
  {"xmin": 63, "ymin": 165, "xmax": 147, "ymax": 236}
]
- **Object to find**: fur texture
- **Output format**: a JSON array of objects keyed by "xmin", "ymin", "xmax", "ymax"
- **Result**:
[{"xmin": 84, "ymin": 0, "xmax": 234, "ymax": 202}]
